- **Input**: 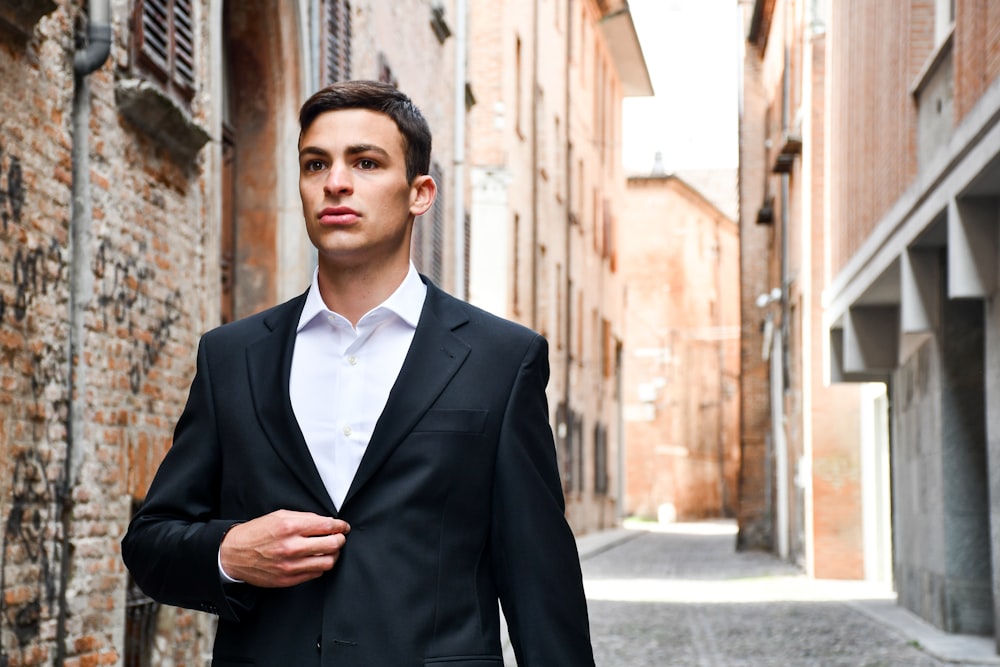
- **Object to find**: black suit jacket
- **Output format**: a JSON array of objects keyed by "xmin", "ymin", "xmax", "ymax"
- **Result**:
[{"xmin": 122, "ymin": 278, "xmax": 595, "ymax": 667}]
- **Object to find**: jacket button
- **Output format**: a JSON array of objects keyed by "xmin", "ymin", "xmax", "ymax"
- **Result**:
[{"xmin": 316, "ymin": 636, "xmax": 322, "ymax": 650}]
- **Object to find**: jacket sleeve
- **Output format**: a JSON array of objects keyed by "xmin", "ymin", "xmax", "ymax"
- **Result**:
[
  {"xmin": 491, "ymin": 334, "xmax": 596, "ymax": 666},
  {"xmin": 121, "ymin": 335, "xmax": 253, "ymax": 622}
]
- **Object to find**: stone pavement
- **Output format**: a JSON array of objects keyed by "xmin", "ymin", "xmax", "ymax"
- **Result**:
[{"xmin": 576, "ymin": 520, "xmax": 1000, "ymax": 667}]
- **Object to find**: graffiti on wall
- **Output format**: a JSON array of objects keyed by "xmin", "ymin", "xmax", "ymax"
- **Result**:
[
  {"xmin": 0, "ymin": 144, "xmax": 67, "ymax": 665},
  {"xmin": 0, "ymin": 142, "xmax": 190, "ymax": 663},
  {"xmin": 93, "ymin": 237, "xmax": 183, "ymax": 394},
  {"xmin": 0, "ymin": 241, "xmax": 67, "ymax": 325},
  {"xmin": 0, "ymin": 449, "xmax": 59, "ymax": 659},
  {"xmin": 128, "ymin": 288, "xmax": 182, "ymax": 394},
  {"xmin": 0, "ymin": 148, "xmax": 24, "ymax": 231}
]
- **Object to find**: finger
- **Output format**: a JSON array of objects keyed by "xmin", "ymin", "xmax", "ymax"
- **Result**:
[
  {"xmin": 295, "ymin": 532, "xmax": 347, "ymax": 557},
  {"xmin": 288, "ymin": 512, "xmax": 351, "ymax": 537}
]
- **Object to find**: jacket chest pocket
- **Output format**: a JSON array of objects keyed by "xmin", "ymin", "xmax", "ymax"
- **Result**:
[{"xmin": 410, "ymin": 409, "xmax": 489, "ymax": 435}]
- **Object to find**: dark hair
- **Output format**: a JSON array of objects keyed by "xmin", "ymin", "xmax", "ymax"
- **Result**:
[{"xmin": 299, "ymin": 80, "xmax": 432, "ymax": 183}]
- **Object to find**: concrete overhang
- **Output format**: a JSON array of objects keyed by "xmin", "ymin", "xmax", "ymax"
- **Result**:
[
  {"xmin": 823, "ymin": 76, "xmax": 1000, "ymax": 385},
  {"xmin": 599, "ymin": 7, "xmax": 654, "ymax": 97}
]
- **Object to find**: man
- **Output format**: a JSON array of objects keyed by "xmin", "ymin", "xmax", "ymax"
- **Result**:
[{"xmin": 122, "ymin": 80, "xmax": 595, "ymax": 667}]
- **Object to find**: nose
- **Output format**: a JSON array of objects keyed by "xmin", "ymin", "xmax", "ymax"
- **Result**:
[{"xmin": 324, "ymin": 162, "xmax": 353, "ymax": 196}]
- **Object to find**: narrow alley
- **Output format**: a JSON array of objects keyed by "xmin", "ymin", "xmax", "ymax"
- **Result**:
[{"xmin": 580, "ymin": 522, "xmax": 1000, "ymax": 667}]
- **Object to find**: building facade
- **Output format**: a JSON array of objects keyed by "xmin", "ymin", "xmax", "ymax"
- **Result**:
[
  {"xmin": 822, "ymin": 0, "xmax": 1000, "ymax": 643},
  {"xmin": 0, "ymin": 0, "xmax": 462, "ymax": 664},
  {"xmin": 467, "ymin": 0, "xmax": 652, "ymax": 534},
  {"xmin": 738, "ymin": 0, "xmax": 891, "ymax": 582},
  {"xmin": 620, "ymin": 173, "xmax": 741, "ymax": 522},
  {"xmin": 740, "ymin": 0, "xmax": 1000, "ymax": 648}
]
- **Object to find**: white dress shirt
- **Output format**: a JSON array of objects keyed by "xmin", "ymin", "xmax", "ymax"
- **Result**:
[
  {"xmin": 289, "ymin": 263, "xmax": 426, "ymax": 510},
  {"xmin": 219, "ymin": 264, "xmax": 425, "ymax": 581}
]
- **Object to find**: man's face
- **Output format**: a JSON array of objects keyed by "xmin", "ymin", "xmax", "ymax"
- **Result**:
[{"xmin": 298, "ymin": 108, "xmax": 434, "ymax": 272}]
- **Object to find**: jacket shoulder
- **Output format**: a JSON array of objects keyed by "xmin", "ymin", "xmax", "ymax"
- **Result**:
[
  {"xmin": 201, "ymin": 293, "xmax": 306, "ymax": 345},
  {"xmin": 428, "ymin": 284, "xmax": 539, "ymax": 340}
]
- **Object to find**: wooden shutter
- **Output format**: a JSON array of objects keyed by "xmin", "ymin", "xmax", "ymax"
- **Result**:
[
  {"xmin": 324, "ymin": 0, "xmax": 352, "ymax": 83},
  {"xmin": 135, "ymin": 0, "xmax": 195, "ymax": 98},
  {"xmin": 429, "ymin": 162, "xmax": 445, "ymax": 284}
]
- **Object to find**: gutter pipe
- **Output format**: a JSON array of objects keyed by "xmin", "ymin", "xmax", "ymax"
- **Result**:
[
  {"xmin": 58, "ymin": 0, "xmax": 111, "ymax": 662},
  {"xmin": 453, "ymin": 0, "xmax": 467, "ymax": 299}
]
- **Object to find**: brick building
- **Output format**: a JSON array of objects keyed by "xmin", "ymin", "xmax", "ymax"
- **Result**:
[
  {"xmin": 466, "ymin": 0, "xmax": 651, "ymax": 533},
  {"xmin": 0, "ymin": 0, "xmax": 462, "ymax": 664},
  {"xmin": 740, "ymin": 0, "xmax": 1000, "ymax": 648},
  {"xmin": 620, "ymin": 172, "xmax": 740, "ymax": 521},
  {"xmin": 738, "ymin": 0, "xmax": 888, "ymax": 581},
  {"xmin": 823, "ymin": 0, "xmax": 1000, "ymax": 643}
]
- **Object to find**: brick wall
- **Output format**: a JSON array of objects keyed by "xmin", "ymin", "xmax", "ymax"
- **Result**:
[
  {"xmin": 1, "ymin": 1, "xmax": 216, "ymax": 664},
  {"xmin": 806, "ymin": 30, "xmax": 864, "ymax": 579},
  {"xmin": 954, "ymin": 0, "xmax": 1000, "ymax": 122},
  {"xmin": 738, "ymin": 26, "xmax": 778, "ymax": 551},
  {"xmin": 468, "ymin": 0, "xmax": 630, "ymax": 535},
  {"xmin": 827, "ymin": 0, "xmax": 934, "ymax": 276},
  {"xmin": 621, "ymin": 177, "xmax": 740, "ymax": 521}
]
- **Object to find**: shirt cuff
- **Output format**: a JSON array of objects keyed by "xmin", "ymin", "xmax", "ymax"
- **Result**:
[
  {"xmin": 218, "ymin": 548, "xmax": 244, "ymax": 583},
  {"xmin": 219, "ymin": 522, "xmax": 245, "ymax": 583}
]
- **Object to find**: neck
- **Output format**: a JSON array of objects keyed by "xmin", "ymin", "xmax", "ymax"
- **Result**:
[{"xmin": 316, "ymin": 258, "xmax": 410, "ymax": 326}]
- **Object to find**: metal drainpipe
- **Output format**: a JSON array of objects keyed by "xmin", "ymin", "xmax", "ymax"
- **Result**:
[
  {"xmin": 453, "ymin": 0, "xmax": 468, "ymax": 299},
  {"xmin": 57, "ymin": 1, "xmax": 111, "ymax": 663},
  {"xmin": 530, "ymin": 0, "xmax": 539, "ymax": 328},
  {"xmin": 775, "ymin": 26, "xmax": 792, "ymax": 561},
  {"xmin": 563, "ymin": 0, "xmax": 573, "ymax": 495}
]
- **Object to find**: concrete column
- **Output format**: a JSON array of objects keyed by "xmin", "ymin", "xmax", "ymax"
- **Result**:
[
  {"xmin": 939, "ymin": 297, "xmax": 992, "ymax": 634},
  {"xmin": 901, "ymin": 248, "xmax": 940, "ymax": 333},
  {"xmin": 843, "ymin": 306, "xmax": 899, "ymax": 375},
  {"xmin": 948, "ymin": 197, "xmax": 998, "ymax": 299},
  {"xmin": 984, "ymin": 293, "xmax": 1000, "ymax": 650}
]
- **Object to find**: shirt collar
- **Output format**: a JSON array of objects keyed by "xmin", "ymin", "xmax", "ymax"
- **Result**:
[{"xmin": 297, "ymin": 262, "xmax": 427, "ymax": 332}]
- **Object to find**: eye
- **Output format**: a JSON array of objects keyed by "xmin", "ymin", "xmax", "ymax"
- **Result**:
[
  {"xmin": 357, "ymin": 158, "xmax": 378, "ymax": 170},
  {"xmin": 303, "ymin": 159, "xmax": 326, "ymax": 173}
]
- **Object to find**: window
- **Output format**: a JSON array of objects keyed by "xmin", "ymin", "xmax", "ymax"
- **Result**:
[
  {"xmin": 515, "ymin": 36, "xmax": 524, "ymax": 138},
  {"xmin": 513, "ymin": 213, "xmax": 521, "ymax": 313},
  {"xmin": 594, "ymin": 423, "xmax": 608, "ymax": 495},
  {"xmin": 413, "ymin": 162, "xmax": 445, "ymax": 284},
  {"xmin": 378, "ymin": 52, "xmax": 397, "ymax": 87},
  {"xmin": 463, "ymin": 212, "xmax": 471, "ymax": 298},
  {"xmin": 324, "ymin": 0, "xmax": 352, "ymax": 84},
  {"xmin": 601, "ymin": 317, "xmax": 612, "ymax": 378},
  {"xmin": 124, "ymin": 499, "xmax": 160, "ymax": 667},
  {"xmin": 133, "ymin": 0, "xmax": 196, "ymax": 99},
  {"xmin": 429, "ymin": 162, "xmax": 445, "ymax": 284},
  {"xmin": 122, "ymin": 0, "xmax": 209, "ymax": 160}
]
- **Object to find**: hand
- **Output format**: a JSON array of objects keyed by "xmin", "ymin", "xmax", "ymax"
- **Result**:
[{"xmin": 220, "ymin": 510, "xmax": 350, "ymax": 588}]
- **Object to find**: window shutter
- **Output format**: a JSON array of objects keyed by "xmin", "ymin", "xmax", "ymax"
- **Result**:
[
  {"xmin": 139, "ymin": 0, "xmax": 170, "ymax": 75},
  {"xmin": 429, "ymin": 162, "xmax": 445, "ymax": 284},
  {"xmin": 135, "ymin": 0, "xmax": 195, "ymax": 98},
  {"xmin": 324, "ymin": 0, "xmax": 352, "ymax": 83},
  {"xmin": 173, "ymin": 0, "xmax": 195, "ymax": 90}
]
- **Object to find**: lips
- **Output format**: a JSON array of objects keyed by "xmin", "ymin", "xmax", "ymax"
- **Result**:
[{"xmin": 318, "ymin": 206, "xmax": 360, "ymax": 226}]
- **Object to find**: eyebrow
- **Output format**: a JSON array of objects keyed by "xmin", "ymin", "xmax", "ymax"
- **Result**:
[
  {"xmin": 298, "ymin": 143, "xmax": 392, "ymax": 160},
  {"xmin": 345, "ymin": 143, "xmax": 391, "ymax": 159}
]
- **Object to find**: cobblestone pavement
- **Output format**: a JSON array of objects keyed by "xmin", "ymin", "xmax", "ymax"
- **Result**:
[{"xmin": 580, "ymin": 521, "xmax": 999, "ymax": 667}]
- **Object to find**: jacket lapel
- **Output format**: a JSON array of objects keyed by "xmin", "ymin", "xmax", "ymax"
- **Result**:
[
  {"xmin": 245, "ymin": 294, "xmax": 339, "ymax": 516},
  {"xmin": 341, "ymin": 281, "xmax": 471, "ymax": 508}
]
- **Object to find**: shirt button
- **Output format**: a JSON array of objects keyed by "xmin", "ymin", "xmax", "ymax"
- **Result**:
[
  {"xmin": 343, "ymin": 425, "xmax": 352, "ymax": 437},
  {"xmin": 347, "ymin": 354, "xmax": 358, "ymax": 365}
]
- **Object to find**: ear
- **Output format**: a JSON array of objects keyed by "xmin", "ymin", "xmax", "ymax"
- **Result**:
[{"xmin": 409, "ymin": 174, "xmax": 437, "ymax": 217}]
